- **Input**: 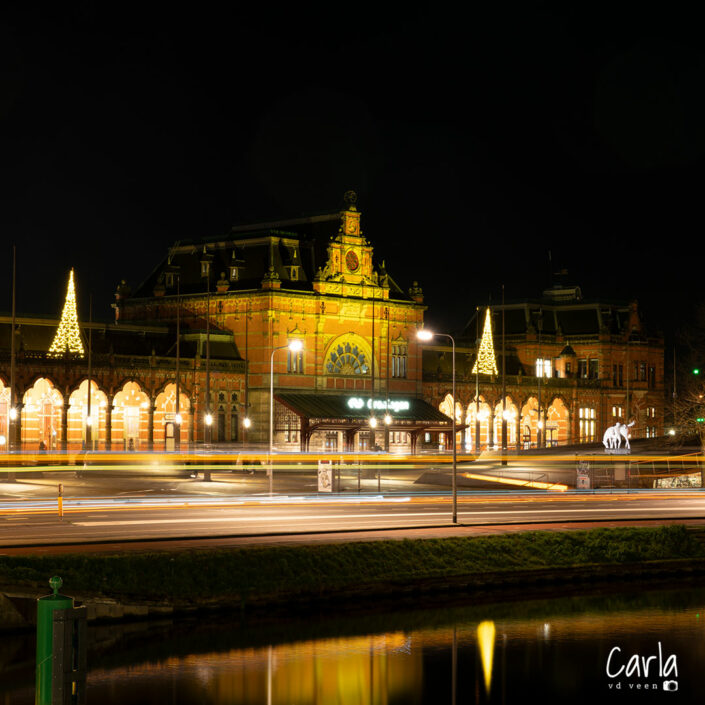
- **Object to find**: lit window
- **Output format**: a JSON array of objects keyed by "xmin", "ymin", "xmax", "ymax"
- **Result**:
[
  {"xmin": 326, "ymin": 342, "xmax": 369, "ymax": 375},
  {"xmin": 392, "ymin": 344, "xmax": 408, "ymax": 378},
  {"xmin": 579, "ymin": 407, "xmax": 596, "ymax": 442},
  {"xmin": 287, "ymin": 348, "xmax": 304, "ymax": 374},
  {"xmin": 535, "ymin": 358, "xmax": 552, "ymax": 378}
]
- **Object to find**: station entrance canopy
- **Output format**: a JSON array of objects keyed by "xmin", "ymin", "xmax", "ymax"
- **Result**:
[{"xmin": 274, "ymin": 393, "xmax": 459, "ymax": 452}]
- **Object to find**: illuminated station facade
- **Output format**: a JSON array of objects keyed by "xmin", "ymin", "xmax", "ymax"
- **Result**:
[
  {"xmin": 0, "ymin": 193, "xmax": 665, "ymax": 452},
  {"xmin": 424, "ymin": 284, "xmax": 665, "ymax": 451}
]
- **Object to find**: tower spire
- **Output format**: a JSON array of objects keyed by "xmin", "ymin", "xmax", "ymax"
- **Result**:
[
  {"xmin": 472, "ymin": 307, "xmax": 498, "ymax": 375},
  {"xmin": 48, "ymin": 269, "xmax": 85, "ymax": 357}
]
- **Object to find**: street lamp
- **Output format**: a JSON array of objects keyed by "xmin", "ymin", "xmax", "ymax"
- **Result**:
[
  {"xmin": 269, "ymin": 338, "xmax": 304, "ymax": 494},
  {"xmin": 417, "ymin": 328, "xmax": 458, "ymax": 523}
]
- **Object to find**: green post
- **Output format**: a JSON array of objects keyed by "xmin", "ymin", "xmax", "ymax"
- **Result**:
[{"xmin": 36, "ymin": 576, "xmax": 73, "ymax": 705}]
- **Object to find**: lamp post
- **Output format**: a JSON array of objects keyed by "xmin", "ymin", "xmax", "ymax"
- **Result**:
[
  {"xmin": 501, "ymin": 285, "xmax": 507, "ymax": 465},
  {"xmin": 85, "ymin": 295, "xmax": 93, "ymax": 450},
  {"xmin": 269, "ymin": 338, "xmax": 304, "ymax": 495},
  {"xmin": 536, "ymin": 310, "xmax": 543, "ymax": 449},
  {"xmin": 417, "ymin": 328, "xmax": 458, "ymax": 524},
  {"xmin": 201, "ymin": 247, "xmax": 213, "ymax": 445},
  {"xmin": 167, "ymin": 263, "xmax": 181, "ymax": 452},
  {"xmin": 9, "ymin": 245, "xmax": 17, "ymax": 452}
]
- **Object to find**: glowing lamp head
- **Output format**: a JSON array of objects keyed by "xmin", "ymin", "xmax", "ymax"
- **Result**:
[
  {"xmin": 288, "ymin": 339, "xmax": 303, "ymax": 353},
  {"xmin": 416, "ymin": 329, "xmax": 434, "ymax": 342},
  {"xmin": 369, "ymin": 416, "xmax": 378, "ymax": 428},
  {"xmin": 205, "ymin": 413, "xmax": 213, "ymax": 426},
  {"xmin": 538, "ymin": 420, "xmax": 544, "ymax": 429},
  {"xmin": 8, "ymin": 407, "xmax": 18, "ymax": 421},
  {"xmin": 174, "ymin": 413, "xmax": 183, "ymax": 425},
  {"xmin": 86, "ymin": 415, "xmax": 93, "ymax": 427},
  {"xmin": 384, "ymin": 413, "xmax": 392, "ymax": 425},
  {"xmin": 0, "ymin": 435, "xmax": 6, "ymax": 446},
  {"xmin": 243, "ymin": 417, "xmax": 252, "ymax": 429}
]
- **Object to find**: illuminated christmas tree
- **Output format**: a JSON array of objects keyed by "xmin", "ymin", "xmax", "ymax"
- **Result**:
[
  {"xmin": 472, "ymin": 307, "xmax": 498, "ymax": 375},
  {"xmin": 48, "ymin": 269, "xmax": 85, "ymax": 357}
]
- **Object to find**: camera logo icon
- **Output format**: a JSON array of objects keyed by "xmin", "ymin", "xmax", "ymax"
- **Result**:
[{"xmin": 663, "ymin": 680, "xmax": 678, "ymax": 692}]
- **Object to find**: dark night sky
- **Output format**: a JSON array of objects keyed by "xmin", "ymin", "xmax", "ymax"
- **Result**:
[{"xmin": 1, "ymin": 3, "xmax": 704, "ymax": 340}]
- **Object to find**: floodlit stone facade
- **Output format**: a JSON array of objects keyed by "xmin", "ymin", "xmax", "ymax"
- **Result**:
[{"xmin": 1, "ymin": 195, "xmax": 665, "ymax": 452}]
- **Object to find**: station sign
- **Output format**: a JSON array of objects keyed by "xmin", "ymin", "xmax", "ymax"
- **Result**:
[{"xmin": 346, "ymin": 397, "xmax": 410, "ymax": 413}]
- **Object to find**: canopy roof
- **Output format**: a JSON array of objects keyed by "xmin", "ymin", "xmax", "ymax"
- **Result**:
[{"xmin": 276, "ymin": 393, "xmax": 452, "ymax": 427}]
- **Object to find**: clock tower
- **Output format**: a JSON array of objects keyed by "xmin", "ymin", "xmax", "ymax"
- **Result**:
[{"xmin": 314, "ymin": 190, "xmax": 384, "ymax": 298}]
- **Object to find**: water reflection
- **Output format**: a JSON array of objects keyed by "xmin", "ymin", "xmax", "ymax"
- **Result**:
[
  {"xmin": 2, "ymin": 583, "xmax": 704, "ymax": 704},
  {"xmin": 477, "ymin": 620, "xmax": 496, "ymax": 696}
]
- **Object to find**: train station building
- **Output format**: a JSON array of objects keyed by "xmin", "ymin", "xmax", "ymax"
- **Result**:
[{"xmin": 0, "ymin": 193, "xmax": 665, "ymax": 452}]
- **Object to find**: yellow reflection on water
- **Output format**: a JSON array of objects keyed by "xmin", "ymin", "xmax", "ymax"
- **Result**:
[
  {"xmin": 477, "ymin": 620, "xmax": 496, "ymax": 696},
  {"xmin": 84, "ymin": 602, "xmax": 705, "ymax": 704},
  {"xmin": 150, "ymin": 632, "xmax": 423, "ymax": 705}
]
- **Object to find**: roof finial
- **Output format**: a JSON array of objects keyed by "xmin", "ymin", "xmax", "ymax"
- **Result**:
[{"xmin": 343, "ymin": 190, "xmax": 358, "ymax": 211}]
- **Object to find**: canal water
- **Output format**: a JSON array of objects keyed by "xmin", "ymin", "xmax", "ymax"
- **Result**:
[{"xmin": 2, "ymin": 582, "xmax": 703, "ymax": 704}]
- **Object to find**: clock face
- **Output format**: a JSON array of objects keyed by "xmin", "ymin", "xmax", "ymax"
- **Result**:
[
  {"xmin": 345, "ymin": 250, "xmax": 360, "ymax": 272},
  {"xmin": 346, "ymin": 218, "xmax": 358, "ymax": 235}
]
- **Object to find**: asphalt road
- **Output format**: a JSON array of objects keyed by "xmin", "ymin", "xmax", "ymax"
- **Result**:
[{"xmin": 2, "ymin": 491, "xmax": 705, "ymax": 550}]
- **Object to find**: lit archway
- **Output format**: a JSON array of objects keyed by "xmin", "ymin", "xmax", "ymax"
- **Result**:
[
  {"xmin": 155, "ymin": 383, "xmax": 190, "ymax": 448},
  {"xmin": 493, "ymin": 397, "xmax": 518, "ymax": 447},
  {"xmin": 68, "ymin": 381, "xmax": 108, "ymax": 448},
  {"xmin": 547, "ymin": 398, "xmax": 570, "ymax": 446},
  {"xmin": 520, "ymin": 397, "xmax": 539, "ymax": 449},
  {"xmin": 22, "ymin": 378, "xmax": 63, "ymax": 450},
  {"xmin": 0, "ymin": 380, "xmax": 10, "ymax": 448},
  {"xmin": 438, "ymin": 394, "xmax": 463, "ymax": 450},
  {"xmin": 112, "ymin": 381, "xmax": 150, "ymax": 450},
  {"xmin": 465, "ymin": 396, "xmax": 492, "ymax": 451}
]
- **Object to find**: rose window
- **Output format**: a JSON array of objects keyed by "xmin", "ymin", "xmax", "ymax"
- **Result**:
[{"xmin": 326, "ymin": 342, "xmax": 369, "ymax": 375}]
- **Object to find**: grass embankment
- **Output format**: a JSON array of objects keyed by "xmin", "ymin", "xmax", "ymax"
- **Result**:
[{"xmin": 1, "ymin": 526, "xmax": 703, "ymax": 607}]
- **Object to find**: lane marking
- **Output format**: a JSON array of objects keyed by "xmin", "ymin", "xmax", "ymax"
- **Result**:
[{"xmin": 73, "ymin": 506, "xmax": 705, "ymax": 527}]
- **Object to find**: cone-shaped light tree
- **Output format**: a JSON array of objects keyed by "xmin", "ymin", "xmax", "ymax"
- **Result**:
[
  {"xmin": 48, "ymin": 269, "xmax": 85, "ymax": 357},
  {"xmin": 472, "ymin": 307, "xmax": 498, "ymax": 375}
]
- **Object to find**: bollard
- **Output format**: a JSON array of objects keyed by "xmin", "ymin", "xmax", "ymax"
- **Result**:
[
  {"xmin": 36, "ymin": 576, "xmax": 86, "ymax": 705},
  {"xmin": 36, "ymin": 577, "xmax": 73, "ymax": 705},
  {"xmin": 57, "ymin": 484, "xmax": 63, "ymax": 518}
]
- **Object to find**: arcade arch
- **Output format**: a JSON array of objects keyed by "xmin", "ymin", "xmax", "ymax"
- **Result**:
[
  {"xmin": 154, "ymin": 383, "xmax": 191, "ymax": 449},
  {"xmin": 438, "ymin": 394, "xmax": 463, "ymax": 450},
  {"xmin": 22, "ymin": 378, "xmax": 63, "ymax": 450},
  {"xmin": 0, "ymin": 380, "xmax": 10, "ymax": 447},
  {"xmin": 112, "ymin": 381, "xmax": 150, "ymax": 450},
  {"xmin": 493, "ymin": 397, "xmax": 519, "ymax": 447},
  {"xmin": 68, "ymin": 380, "xmax": 108, "ymax": 448},
  {"xmin": 520, "ymin": 397, "xmax": 540, "ymax": 449},
  {"xmin": 546, "ymin": 398, "xmax": 570, "ymax": 446},
  {"xmin": 465, "ymin": 396, "xmax": 491, "ymax": 450}
]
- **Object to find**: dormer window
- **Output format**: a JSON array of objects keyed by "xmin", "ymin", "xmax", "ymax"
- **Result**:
[
  {"xmin": 287, "ymin": 266, "xmax": 300, "ymax": 281},
  {"xmin": 229, "ymin": 248, "xmax": 245, "ymax": 281},
  {"xmin": 165, "ymin": 272, "xmax": 174, "ymax": 288},
  {"xmin": 200, "ymin": 246, "xmax": 213, "ymax": 279}
]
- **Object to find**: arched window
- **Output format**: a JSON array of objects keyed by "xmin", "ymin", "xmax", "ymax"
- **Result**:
[{"xmin": 326, "ymin": 341, "xmax": 369, "ymax": 375}]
